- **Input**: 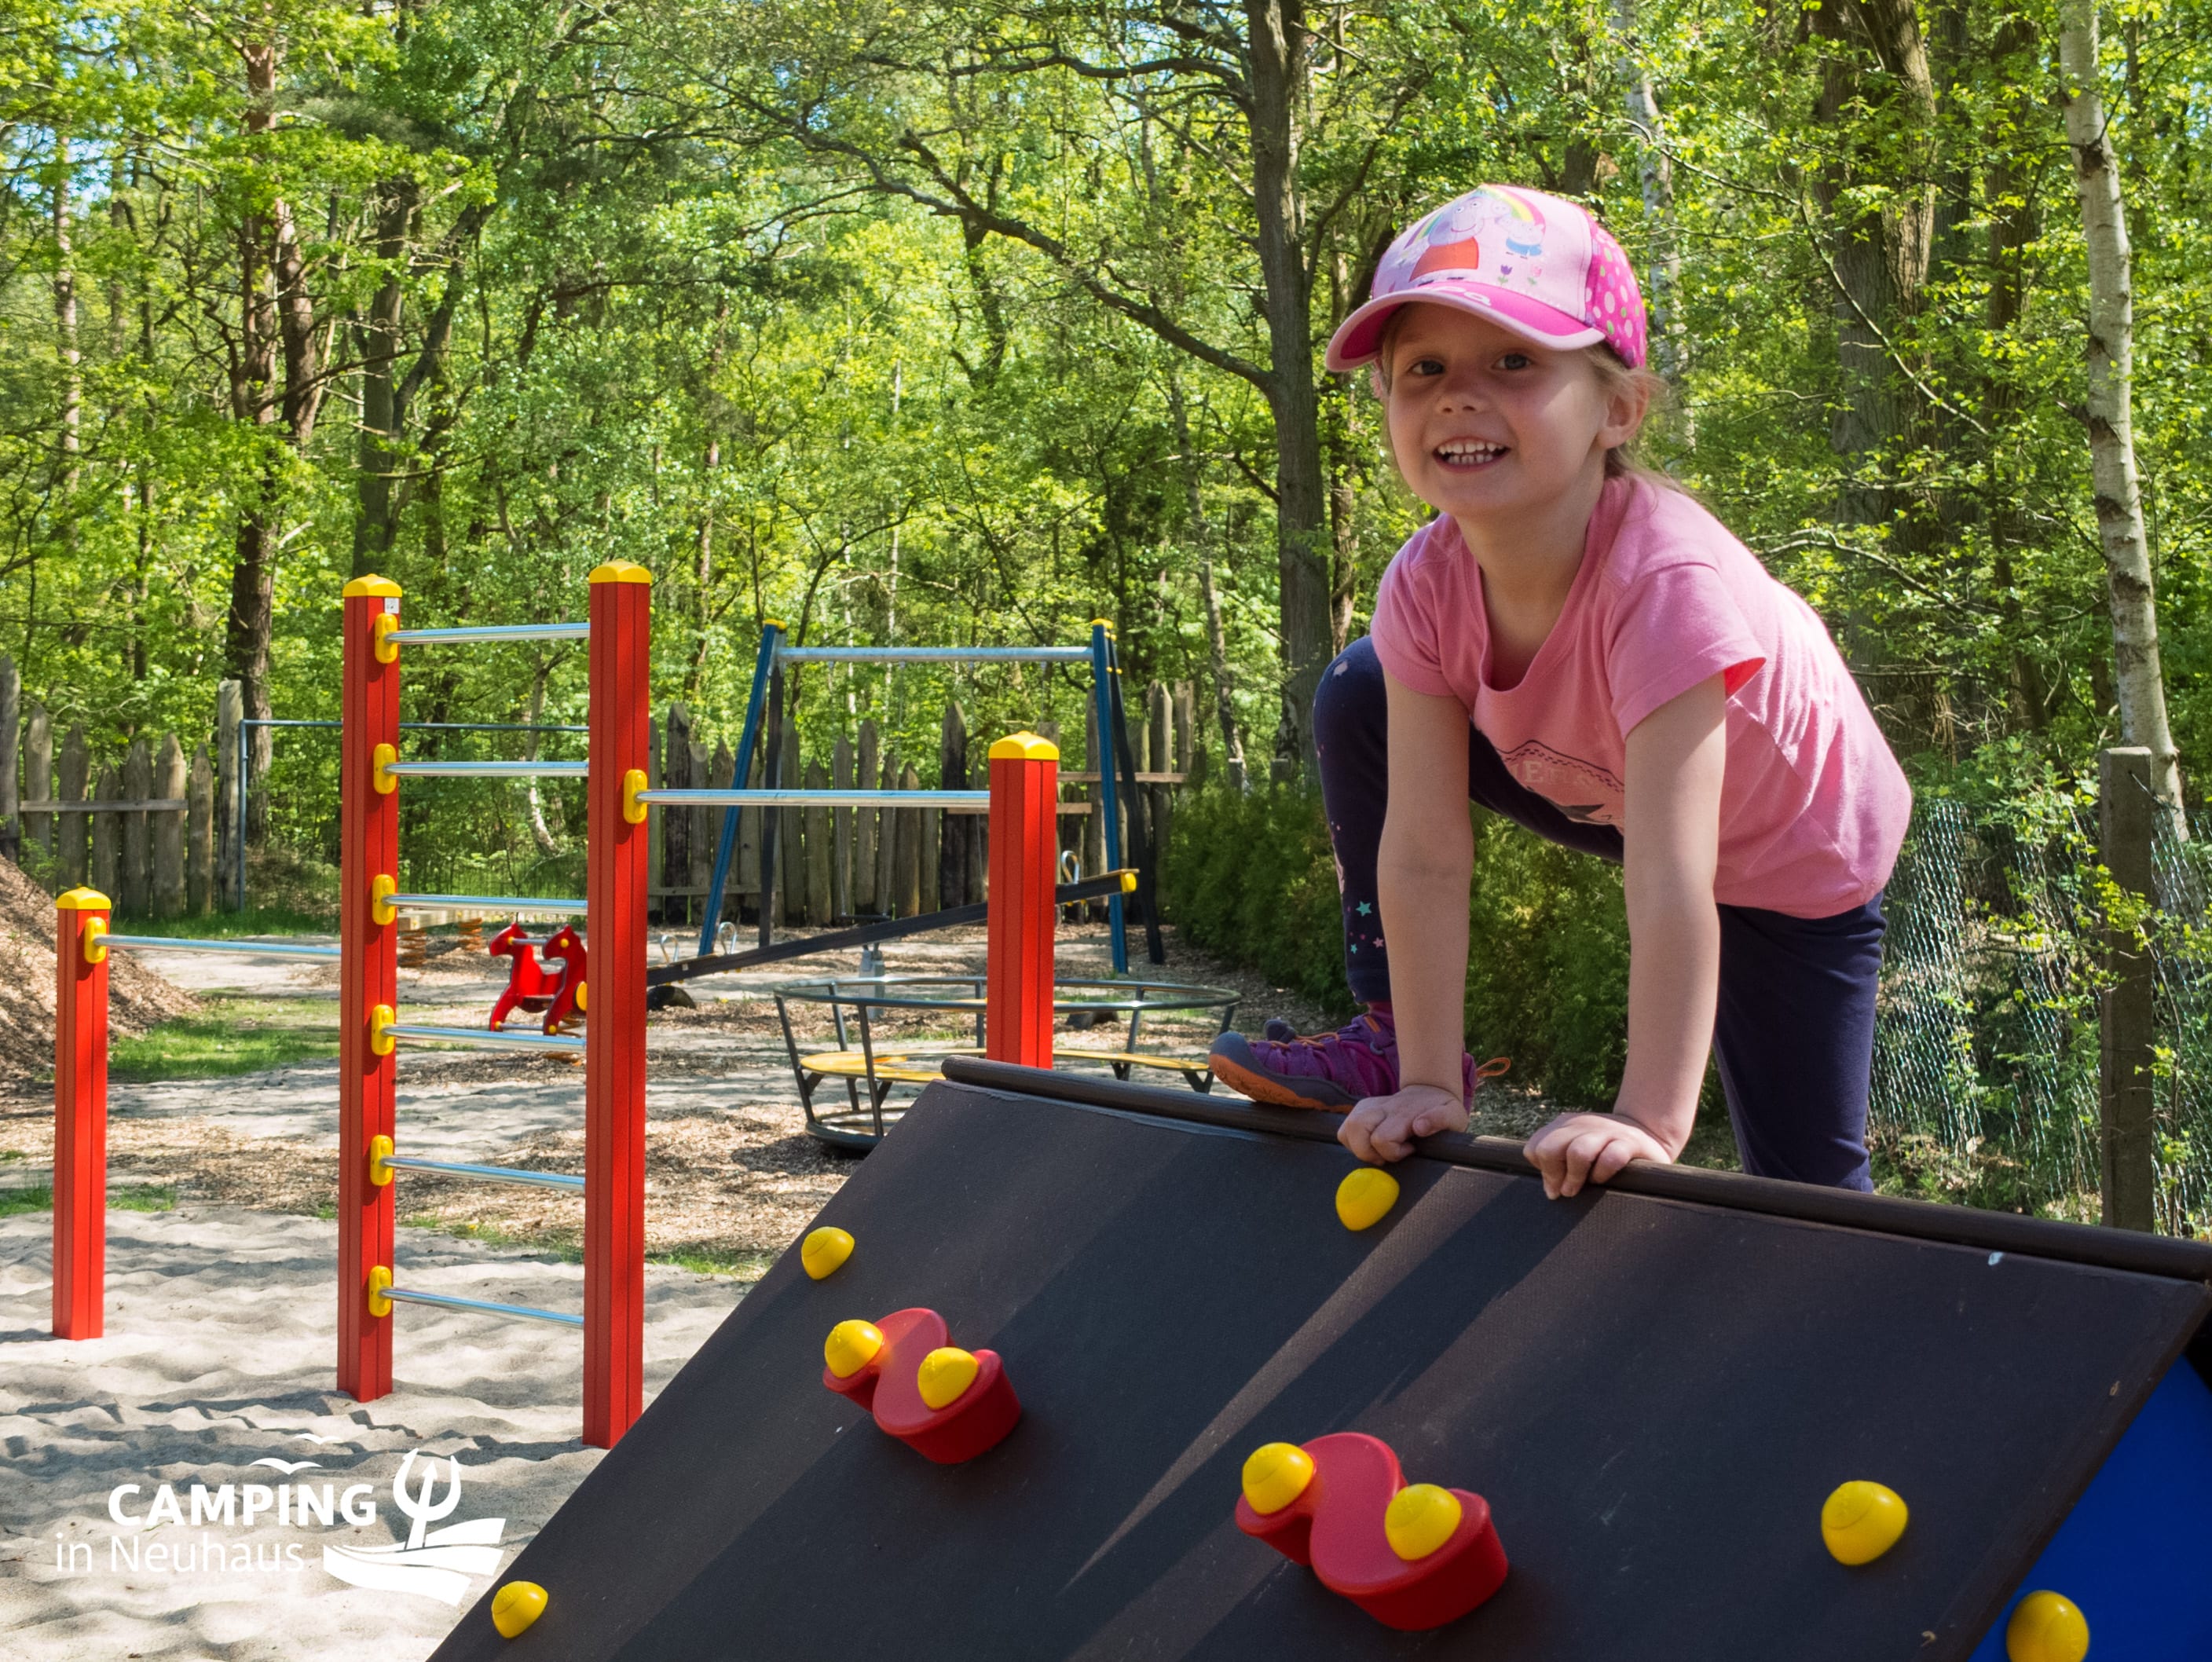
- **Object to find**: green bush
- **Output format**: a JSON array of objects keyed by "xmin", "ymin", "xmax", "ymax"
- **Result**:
[{"xmin": 1163, "ymin": 784, "xmax": 1632, "ymax": 1107}]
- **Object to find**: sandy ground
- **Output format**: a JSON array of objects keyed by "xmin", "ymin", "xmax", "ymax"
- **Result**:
[
  {"xmin": 0, "ymin": 1204, "xmax": 734, "ymax": 1660},
  {"xmin": 2, "ymin": 921, "xmax": 1434, "ymax": 1659}
]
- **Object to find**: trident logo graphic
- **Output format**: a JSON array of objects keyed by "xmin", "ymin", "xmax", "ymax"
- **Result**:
[{"xmin": 392, "ymin": 1451, "xmax": 464, "ymax": 1550}]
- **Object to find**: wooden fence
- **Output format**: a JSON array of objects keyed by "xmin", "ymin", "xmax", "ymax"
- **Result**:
[
  {"xmin": 0, "ymin": 652, "xmax": 1201, "ymax": 927},
  {"xmin": 1, "ymin": 653, "xmax": 219, "ymax": 917},
  {"xmin": 644, "ymin": 681, "xmax": 1203, "ymax": 928}
]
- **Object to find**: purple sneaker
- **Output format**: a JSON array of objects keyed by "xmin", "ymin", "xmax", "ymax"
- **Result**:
[{"xmin": 1210, "ymin": 1008, "xmax": 1507, "ymax": 1111}]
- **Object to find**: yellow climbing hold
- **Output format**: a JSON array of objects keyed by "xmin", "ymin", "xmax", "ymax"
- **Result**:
[
  {"xmin": 1822, "ymin": 1481, "xmax": 1909, "ymax": 1565},
  {"xmin": 2005, "ymin": 1591, "xmax": 2089, "ymax": 1662},
  {"xmin": 1240, "ymin": 1442, "xmax": 1316, "ymax": 1516},
  {"xmin": 801, "ymin": 1227, "xmax": 855, "ymax": 1280},
  {"xmin": 1385, "ymin": 1483, "xmax": 1464, "ymax": 1561},
  {"xmin": 491, "ymin": 1579, "xmax": 548, "ymax": 1638},
  {"xmin": 1336, "ymin": 1166, "xmax": 1401, "ymax": 1232},
  {"xmin": 917, "ymin": 1346, "xmax": 980, "ymax": 1410},
  {"xmin": 823, "ymin": 1320, "xmax": 884, "ymax": 1379}
]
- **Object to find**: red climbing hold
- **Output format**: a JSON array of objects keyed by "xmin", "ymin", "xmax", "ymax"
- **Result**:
[
  {"xmin": 1235, "ymin": 1432, "xmax": 1508, "ymax": 1631},
  {"xmin": 821, "ymin": 1307, "xmax": 1021, "ymax": 1464}
]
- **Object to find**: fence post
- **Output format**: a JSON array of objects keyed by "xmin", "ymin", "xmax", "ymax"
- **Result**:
[
  {"xmin": 152, "ymin": 733, "xmax": 186, "ymax": 918},
  {"xmin": 804, "ymin": 757, "xmax": 832, "ymax": 924},
  {"xmin": 854, "ymin": 720, "xmax": 879, "ymax": 916},
  {"xmin": 1148, "ymin": 680, "xmax": 1173, "ymax": 876},
  {"xmin": 0, "ymin": 653, "xmax": 17, "ymax": 863},
  {"xmin": 896, "ymin": 763, "xmax": 923, "ymax": 917},
  {"xmin": 2099, "ymin": 745, "xmax": 2159, "ymax": 1232},
  {"xmin": 27, "ymin": 705, "xmax": 53, "ymax": 873},
  {"xmin": 585, "ymin": 561, "xmax": 651, "ymax": 1449},
  {"xmin": 986, "ymin": 734, "xmax": 1058, "ymax": 1067},
  {"xmin": 53, "ymin": 887, "xmax": 111, "ymax": 1338},
  {"xmin": 645, "ymin": 711, "xmax": 662, "ymax": 917},
  {"xmin": 939, "ymin": 701, "xmax": 969, "ymax": 909},
  {"xmin": 188, "ymin": 744, "xmax": 214, "ymax": 914},
  {"xmin": 57, "ymin": 723, "xmax": 85, "ymax": 887},
  {"xmin": 92, "ymin": 763, "xmax": 120, "ymax": 900},
  {"xmin": 832, "ymin": 734, "xmax": 854, "ymax": 921},
  {"xmin": 216, "ymin": 680, "xmax": 242, "ymax": 909},
  {"xmin": 339, "ymin": 574, "xmax": 402, "ymax": 1403},
  {"xmin": 123, "ymin": 737, "xmax": 151, "ymax": 917}
]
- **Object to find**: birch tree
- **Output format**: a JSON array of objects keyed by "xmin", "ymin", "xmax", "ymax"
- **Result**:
[{"xmin": 2058, "ymin": 0, "xmax": 2185, "ymax": 827}]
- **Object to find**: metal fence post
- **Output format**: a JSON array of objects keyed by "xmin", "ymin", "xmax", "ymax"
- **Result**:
[
  {"xmin": 339, "ymin": 575, "xmax": 402, "ymax": 1400},
  {"xmin": 53, "ymin": 887, "xmax": 111, "ymax": 1338},
  {"xmin": 2099, "ymin": 745, "xmax": 2159, "ymax": 1232},
  {"xmin": 584, "ymin": 560, "xmax": 652, "ymax": 1449},
  {"xmin": 987, "ymin": 733, "xmax": 1059, "ymax": 1068}
]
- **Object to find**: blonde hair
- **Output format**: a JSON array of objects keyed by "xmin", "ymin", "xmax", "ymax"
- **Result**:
[{"xmin": 1368, "ymin": 309, "xmax": 1672, "ymax": 483}]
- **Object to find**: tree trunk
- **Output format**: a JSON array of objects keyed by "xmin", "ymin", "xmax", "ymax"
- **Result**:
[
  {"xmin": 1612, "ymin": 0, "xmax": 1695, "ymax": 436},
  {"xmin": 1245, "ymin": 0, "xmax": 1332, "ymax": 776},
  {"xmin": 2060, "ymin": 0, "xmax": 2185, "ymax": 826},
  {"xmin": 353, "ymin": 180, "xmax": 416, "ymax": 574},
  {"xmin": 53, "ymin": 129, "xmax": 81, "ymax": 492},
  {"xmin": 1808, "ymin": 0, "xmax": 1937, "ymax": 533}
]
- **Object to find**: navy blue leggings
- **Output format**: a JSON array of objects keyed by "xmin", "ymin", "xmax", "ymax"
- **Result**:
[{"xmin": 1315, "ymin": 635, "xmax": 1884, "ymax": 1191}]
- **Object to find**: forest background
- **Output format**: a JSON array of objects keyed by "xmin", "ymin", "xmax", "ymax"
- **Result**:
[{"xmin": 4, "ymin": 0, "xmax": 2209, "ymax": 1159}]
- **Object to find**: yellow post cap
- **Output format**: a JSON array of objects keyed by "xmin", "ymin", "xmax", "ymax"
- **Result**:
[
  {"xmin": 988, "ymin": 731, "xmax": 1060, "ymax": 763},
  {"xmin": 1822, "ymin": 1481, "xmax": 1909, "ymax": 1565},
  {"xmin": 824, "ymin": 1319, "xmax": 884, "ymax": 1379},
  {"xmin": 56, "ymin": 887, "xmax": 112, "ymax": 911},
  {"xmin": 801, "ymin": 1227, "xmax": 855, "ymax": 1280},
  {"xmin": 365, "ymin": 1265, "xmax": 394, "ymax": 1319},
  {"xmin": 588, "ymin": 560, "xmax": 653, "ymax": 584},
  {"xmin": 1336, "ymin": 1166, "xmax": 1401, "ymax": 1232},
  {"xmin": 491, "ymin": 1579, "xmax": 549, "ymax": 1639},
  {"xmin": 2005, "ymin": 1591, "xmax": 2089, "ymax": 1662},
  {"xmin": 1119, "ymin": 871, "xmax": 1138, "ymax": 893},
  {"xmin": 343, "ymin": 573, "xmax": 403, "ymax": 599},
  {"xmin": 368, "ymin": 1133, "xmax": 394, "ymax": 1187},
  {"xmin": 1384, "ymin": 1483, "xmax": 1464, "ymax": 1561},
  {"xmin": 1090, "ymin": 618, "xmax": 1116, "ymax": 632},
  {"xmin": 762, "ymin": 618, "xmax": 787, "ymax": 631},
  {"xmin": 1241, "ymin": 1442, "xmax": 1316, "ymax": 1515},
  {"xmin": 917, "ymin": 1346, "xmax": 980, "ymax": 1411}
]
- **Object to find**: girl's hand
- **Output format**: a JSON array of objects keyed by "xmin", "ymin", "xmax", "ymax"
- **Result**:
[
  {"xmin": 1525, "ymin": 1111, "xmax": 1675, "ymax": 1199},
  {"xmin": 1339, "ymin": 1085, "xmax": 1468, "ymax": 1164}
]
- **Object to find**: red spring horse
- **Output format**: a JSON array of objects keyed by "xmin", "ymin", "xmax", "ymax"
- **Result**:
[{"xmin": 489, "ymin": 924, "xmax": 588, "ymax": 1034}]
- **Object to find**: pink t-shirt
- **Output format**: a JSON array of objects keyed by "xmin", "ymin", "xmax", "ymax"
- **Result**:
[{"xmin": 1369, "ymin": 474, "xmax": 1910, "ymax": 917}]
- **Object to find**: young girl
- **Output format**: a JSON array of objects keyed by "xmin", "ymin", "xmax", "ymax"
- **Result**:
[{"xmin": 1207, "ymin": 184, "xmax": 1910, "ymax": 1197}]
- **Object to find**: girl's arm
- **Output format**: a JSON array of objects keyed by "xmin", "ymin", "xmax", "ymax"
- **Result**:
[
  {"xmin": 1525, "ymin": 675, "xmax": 1726, "ymax": 1198},
  {"xmin": 1338, "ymin": 669, "xmax": 1474, "ymax": 1163}
]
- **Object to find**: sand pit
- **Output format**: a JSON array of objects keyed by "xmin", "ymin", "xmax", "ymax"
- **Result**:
[{"xmin": 0, "ymin": 1203, "xmax": 738, "ymax": 1660}]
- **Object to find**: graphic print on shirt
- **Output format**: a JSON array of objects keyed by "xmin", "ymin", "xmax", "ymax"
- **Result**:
[{"xmin": 1498, "ymin": 741, "xmax": 1623, "ymax": 826}]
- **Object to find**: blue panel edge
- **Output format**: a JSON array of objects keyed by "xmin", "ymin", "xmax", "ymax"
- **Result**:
[{"xmin": 1965, "ymin": 1358, "xmax": 2212, "ymax": 1660}]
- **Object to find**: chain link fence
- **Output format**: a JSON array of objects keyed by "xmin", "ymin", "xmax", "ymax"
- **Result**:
[{"xmin": 1871, "ymin": 792, "xmax": 2212, "ymax": 1235}]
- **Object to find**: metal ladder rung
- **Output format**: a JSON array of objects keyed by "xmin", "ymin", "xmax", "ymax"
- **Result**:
[{"xmin": 383, "ymin": 1287, "xmax": 583, "ymax": 1327}]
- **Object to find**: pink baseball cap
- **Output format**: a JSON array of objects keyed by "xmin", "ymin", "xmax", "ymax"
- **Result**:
[{"xmin": 1326, "ymin": 185, "xmax": 1648, "ymax": 373}]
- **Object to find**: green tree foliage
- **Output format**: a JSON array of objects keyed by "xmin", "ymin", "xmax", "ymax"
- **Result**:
[{"xmin": 1, "ymin": 0, "xmax": 2203, "ymax": 890}]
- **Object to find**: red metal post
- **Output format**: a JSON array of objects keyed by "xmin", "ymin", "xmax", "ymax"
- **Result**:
[
  {"xmin": 339, "ymin": 575, "xmax": 401, "ymax": 1401},
  {"xmin": 584, "ymin": 560, "xmax": 652, "ymax": 1448},
  {"xmin": 986, "ymin": 733, "xmax": 1059, "ymax": 1067},
  {"xmin": 53, "ymin": 888, "xmax": 111, "ymax": 1338}
]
